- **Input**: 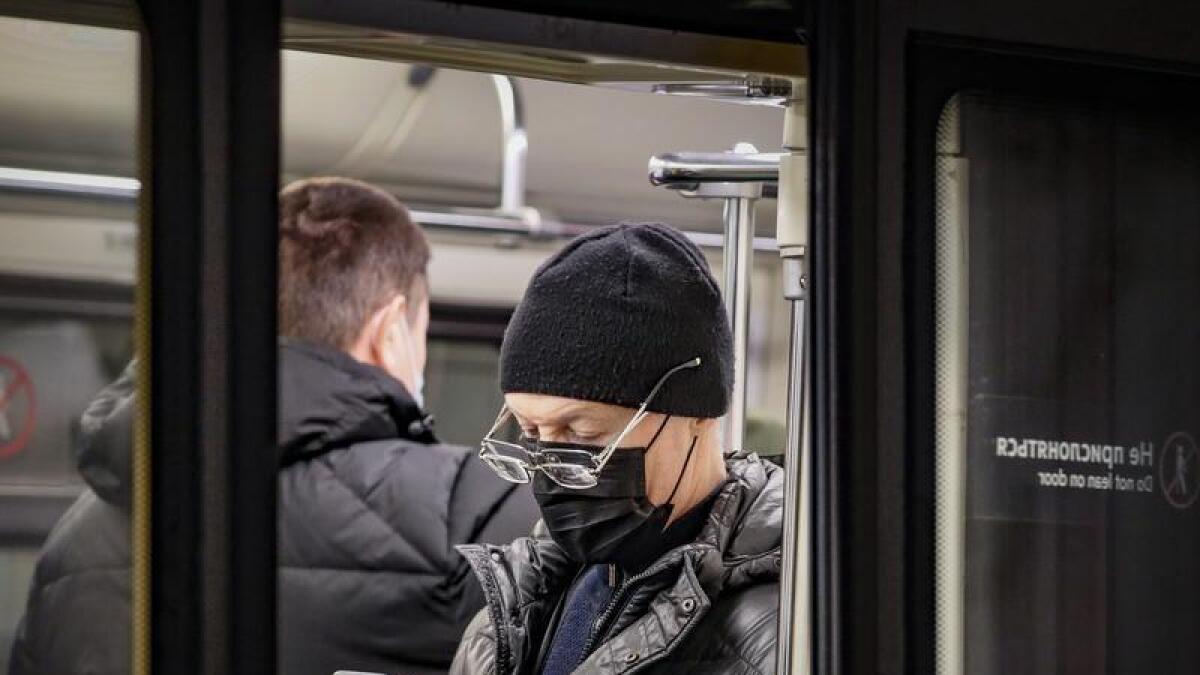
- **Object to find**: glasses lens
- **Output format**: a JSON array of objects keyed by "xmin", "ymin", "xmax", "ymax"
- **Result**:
[
  {"xmin": 537, "ymin": 446, "xmax": 595, "ymax": 467},
  {"xmin": 485, "ymin": 408, "xmax": 528, "ymax": 446},
  {"xmin": 481, "ymin": 408, "xmax": 535, "ymax": 482},
  {"xmin": 481, "ymin": 451, "xmax": 531, "ymax": 483},
  {"xmin": 541, "ymin": 462, "xmax": 598, "ymax": 489}
]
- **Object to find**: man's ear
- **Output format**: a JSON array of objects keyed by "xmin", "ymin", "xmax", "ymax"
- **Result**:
[{"xmin": 356, "ymin": 293, "xmax": 407, "ymax": 370}]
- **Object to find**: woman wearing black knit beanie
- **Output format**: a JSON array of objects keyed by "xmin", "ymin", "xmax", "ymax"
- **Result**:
[{"xmin": 453, "ymin": 222, "xmax": 785, "ymax": 675}]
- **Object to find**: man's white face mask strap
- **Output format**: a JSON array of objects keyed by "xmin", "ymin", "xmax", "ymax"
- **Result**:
[{"xmin": 393, "ymin": 311, "xmax": 425, "ymax": 409}]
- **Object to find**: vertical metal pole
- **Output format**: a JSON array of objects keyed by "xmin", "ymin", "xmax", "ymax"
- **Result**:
[
  {"xmin": 722, "ymin": 195, "xmax": 755, "ymax": 453},
  {"xmin": 778, "ymin": 253, "xmax": 811, "ymax": 675},
  {"xmin": 644, "ymin": 144, "xmax": 775, "ymax": 456},
  {"xmin": 776, "ymin": 87, "xmax": 811, "ymax": 675},
  {"xmin": 722, "ymin": 199, "xmax": 739, "ymax": 321}
]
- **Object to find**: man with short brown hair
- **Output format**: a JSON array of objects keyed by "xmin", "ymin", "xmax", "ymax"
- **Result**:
[
  {"xmin": 278, "ymin": 176, "xmax": 431, "ymax": 360},
  {"xmin": 10, "ymin": 177, "xmax": 537, "ymax": 675}
]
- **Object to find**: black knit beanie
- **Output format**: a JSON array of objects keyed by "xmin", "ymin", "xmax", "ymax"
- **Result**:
[{"xmin": 500, "ymin": 222, "xmax": 733, "ymax": 418}]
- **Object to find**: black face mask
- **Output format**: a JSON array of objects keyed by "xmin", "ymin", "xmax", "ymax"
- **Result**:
[{"xmin": 530, "ymin": 416, "xmax": 697, "ymax": 567}]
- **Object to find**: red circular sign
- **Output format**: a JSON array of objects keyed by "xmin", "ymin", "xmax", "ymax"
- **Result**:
[{"xmin": 0, "ymin": 355, "xmax": 36, "ymax": 460}]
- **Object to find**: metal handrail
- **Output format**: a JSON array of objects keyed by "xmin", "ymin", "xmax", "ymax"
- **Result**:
[
  {"xmin": 0, "ymin": 167, "xmax": 139, "ymax": 199},
  {"xmin": 491, "ymin": 74, "xmax": 529, "ymax": 214},
  {"xmin": 0, "ymin": 166, "xmax": 779, "ymax": 252},
  {"xmin": 648, "ymin": 150, "xmax": 783, "ymax": 188}
]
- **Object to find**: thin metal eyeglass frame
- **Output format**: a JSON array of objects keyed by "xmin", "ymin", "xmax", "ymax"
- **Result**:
[{"xmin": 479, "ymin": 356, "xmax": 702, "ymax": 488}]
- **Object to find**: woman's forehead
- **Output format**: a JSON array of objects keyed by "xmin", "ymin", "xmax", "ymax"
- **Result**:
[{"xmin": 503, "ymin": 393, "xmax": 633, "ymax": 425}]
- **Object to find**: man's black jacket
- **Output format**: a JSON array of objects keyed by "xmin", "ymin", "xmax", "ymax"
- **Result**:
[
  {"xmin": 451, "ymin": 456, "xmax": 783, "ymax": 675},
  {"xmin": 9, "ymin": 341, "xmax": 537, "ymax": 675}
]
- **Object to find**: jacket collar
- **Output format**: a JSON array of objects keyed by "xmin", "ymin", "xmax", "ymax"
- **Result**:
[
  {"xmin": 277, "ymin": 339, "xmax": 434, "ymax": 463},
  {"xmin": 70, "ymin": 341, "xmax": 437, "ymax": 504}
]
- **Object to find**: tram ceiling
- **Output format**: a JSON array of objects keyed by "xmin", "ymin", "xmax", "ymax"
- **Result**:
[
  {"xmin": 286, "ymin": 25, "xmax": 797, "ymax": 95},
  {"xmin": 0, "ymin": 5, "xmax": 796, "ymax": 237},
  {"xmin": 283, "ymin": 29, "xmax": 803, "ymax": 93},
  {"xmin": 395, "ymin": 0, "xmax": 806, "ymax": 44},
  {"xmin": 284, "ymin": 0, "xmax": 805, "ymax": 83},
  {"xmin": 0, "ymin": 0, "xmax": 806, "ymax": 89}
]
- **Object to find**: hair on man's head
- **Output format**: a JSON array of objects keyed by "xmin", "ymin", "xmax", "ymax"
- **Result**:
[{"xmin": 278, "ymin": 177, "xmax": 430, "ymax": 349}]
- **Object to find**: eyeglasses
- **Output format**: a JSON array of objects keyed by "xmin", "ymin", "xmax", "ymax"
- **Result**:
[{"xmin": 479, "ymin": 357, "xmax": 701, "ymax": 489}]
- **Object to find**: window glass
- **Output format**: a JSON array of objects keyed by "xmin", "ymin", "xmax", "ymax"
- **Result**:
[
  {"xmin": 274, "ymin": 50, "xmax": 788, "ymax": 675},
  {"xmin": 0, "ymin": 16, "xmax": 138, "ymax": 674},
  {"xmin": 935, "ymin": 92, "xmax": 1200, "ymax": 675},
  {"xmin": 424, "ymin": 337, "xmax": 503, "ymax": 448}
]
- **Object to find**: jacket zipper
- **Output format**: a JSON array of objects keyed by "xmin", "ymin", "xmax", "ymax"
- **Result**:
[
  {"xmin": 580, "ymin": 563, "xmax": 665, "ymax": 658},
  {"xmin": 467, "ymin": 546, "xmax": 521, "ymax": 675},
  {"xmin": 493, "ymin": 550, "xmax": 522, "ymax": 674}
]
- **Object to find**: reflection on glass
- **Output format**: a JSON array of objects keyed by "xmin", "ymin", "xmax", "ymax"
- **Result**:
[
  {"xmin": 935, "ymin": 92, "xmax": 1200, "ymax": 675},
  {"xmin": 0, "ymin": 16, "xmax": 137, "ymax": 675},
  {"xmin": 423, "ymin": 337, "xmax": 503, "ymax": 448}
]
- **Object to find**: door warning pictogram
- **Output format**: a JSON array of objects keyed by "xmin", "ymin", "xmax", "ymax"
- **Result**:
[
  {"xmin": 1160, "ymin": 431, "xmax": 1199, "ymax": 510},
  {"xmin": 0, "ymin": 355, "xmax": 36, "ymax": 460}
]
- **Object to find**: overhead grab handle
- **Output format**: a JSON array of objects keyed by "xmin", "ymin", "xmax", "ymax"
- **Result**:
[
  {"xmin": 490, "ymin": 74, "xmax": 529, "ymax": 216},
  {"xmin": 648, "ymin": 150, "xmax": 783, "ymax": 190}
]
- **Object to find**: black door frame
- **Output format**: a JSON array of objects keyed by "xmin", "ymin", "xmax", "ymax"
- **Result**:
[
  {"xmin": 138, "ymin": 0, "xmax": 280, "ymax": 672},
  {"xmin": 905, "ymin": 35, "xmax": 1200, "ymax": 675}
]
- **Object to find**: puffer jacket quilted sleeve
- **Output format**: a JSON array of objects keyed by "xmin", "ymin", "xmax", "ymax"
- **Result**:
[
  {"xmin": 8, "ymin": 490, "xmax": 132, "ymax": 675},
  {"xmin": 450, "ymin": 609, "xmax": 499, "ymax": 675}
]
